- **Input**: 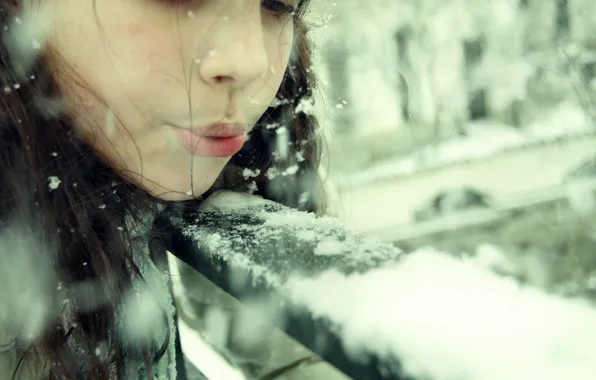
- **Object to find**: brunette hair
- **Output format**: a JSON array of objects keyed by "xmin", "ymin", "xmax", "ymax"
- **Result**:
[{"xmin": 0, "ymin": 1, "xmax": 323, "ymax": 379}]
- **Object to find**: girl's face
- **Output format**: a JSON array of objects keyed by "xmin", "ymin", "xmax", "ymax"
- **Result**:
[{"xmin": 42, "ymin": 0, "xmax": 297, "ymax": 200}]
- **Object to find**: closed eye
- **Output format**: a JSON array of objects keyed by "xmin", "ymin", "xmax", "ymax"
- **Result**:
[{"xmin": 261, "ymin": 0, "xmax": 296, "ymax": 18}]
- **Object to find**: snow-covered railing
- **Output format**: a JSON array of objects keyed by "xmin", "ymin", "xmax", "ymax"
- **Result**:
[
  {"xmin": 156, "ymin": 192, "xmax": 407, "ymax": 379},
  {"xmin": 155, "ymin": 191, "xmax": 596, "ymax": 380}
]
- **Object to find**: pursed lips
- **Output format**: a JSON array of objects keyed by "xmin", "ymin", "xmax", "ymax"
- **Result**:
[
  {"xmin": 167, "ymin": 122, "xmax": 249, "ymax": 157},
  {"xmin": 169, "ymin": 121, "xmax": 248, "ymax": 137}
]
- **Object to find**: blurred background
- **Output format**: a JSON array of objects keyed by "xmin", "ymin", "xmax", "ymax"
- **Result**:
[
  {"xmin": 174, "ymin": 3, "xmax": 596, "ymax": 377},
  {"xmin": 308, "ymin": 0, "xmax": 596, "ymax": 296}
]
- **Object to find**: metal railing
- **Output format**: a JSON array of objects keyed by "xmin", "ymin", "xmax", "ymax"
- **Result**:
[{"xmin": 153, "ymin": 199, "xmax": 412, "ymax": 380}]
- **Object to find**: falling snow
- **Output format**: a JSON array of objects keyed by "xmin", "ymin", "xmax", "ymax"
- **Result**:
[
  {"xmin": 270, "ymin": 97, "xmax": 290, "ymax": 108},
  {"xmin": 242, "ymin": 168, "xmax": 260, "ymax": 179},
  {"xmin": 4, "ymin": 2, "xmax": 596, "ymax": 380},
  {"xmin": 280, "ymin": 165, "xmax": 299, "ymax": 176},
  {"xmin": 294, "ymin": 96, "xmax": 316, "ymax": 116},
  {"xmin": 47, "ymin": 176, "xmax": 60, "ymax": 191}
]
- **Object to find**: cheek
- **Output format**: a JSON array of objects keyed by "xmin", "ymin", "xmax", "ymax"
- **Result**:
[
  {"xmin": 75, "ymin": 44, "xmax": 172, "ymax": 121},
  {"xmin": 269, "ymin": 26, "xmax": 294, "ymax": 70}
]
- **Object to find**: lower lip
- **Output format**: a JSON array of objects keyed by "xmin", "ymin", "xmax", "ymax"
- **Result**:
[{"xmin": 173, "ymin": 128, "xmax": 247, "ymax": 157}]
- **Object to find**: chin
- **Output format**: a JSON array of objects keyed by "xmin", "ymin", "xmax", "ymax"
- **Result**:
[
  {"xmin": 151, "ymin": 191, "xmax": 202, "ymax": 201},
  {"xmin": 129, "ymin": 158, "xmax": 228, "ymax": 201},
  {"xmin": 127, "ymin": 172, "xmax": 215, "ymax": 201},
  {"xmin": 149, "ymin": 180, "xmax": 216, "ymax": 201}
]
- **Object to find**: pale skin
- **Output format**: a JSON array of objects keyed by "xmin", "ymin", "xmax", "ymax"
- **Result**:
[{"xmin": 37, "ymin": 0, "xmax": 296, "ymax": 200}]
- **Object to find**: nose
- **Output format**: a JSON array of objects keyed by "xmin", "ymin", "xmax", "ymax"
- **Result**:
[{"xmin": 198, "ymin": 11, "xmax": 270, "ymax": 88}]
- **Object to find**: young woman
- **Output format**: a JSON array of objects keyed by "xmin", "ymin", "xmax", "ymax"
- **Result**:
[{"xmin": 0, "ymin": 0, "xmax": 326, "ymax": 378}]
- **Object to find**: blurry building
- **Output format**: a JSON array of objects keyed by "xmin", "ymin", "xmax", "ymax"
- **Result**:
[{"xmin": 312, "ymin": 0, "xmax": 596, "ymax": 141}]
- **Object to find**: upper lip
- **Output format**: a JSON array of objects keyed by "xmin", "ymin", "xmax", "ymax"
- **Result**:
[{"xmin": 170, "ymin": 121, "xmax": 248, "ymax": 138}]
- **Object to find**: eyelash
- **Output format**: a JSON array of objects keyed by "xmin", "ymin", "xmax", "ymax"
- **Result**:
[
  {"xmin": 158, "ymin": 0, "xmax": 298, "ymax": 19},
  {"xmin": 261, "ymin": 0, "xmax": 297, "ymax": 18}
]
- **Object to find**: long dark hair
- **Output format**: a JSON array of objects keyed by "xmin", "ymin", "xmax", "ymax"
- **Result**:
[{"xmin": 0, "ymin": 1, "xmax": 323, "ymax": 379}]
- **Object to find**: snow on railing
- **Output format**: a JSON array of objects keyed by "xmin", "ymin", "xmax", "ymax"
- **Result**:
[
  {"xmin": 337, "ymin": 105, "xmax": 596, "ymax": 189},
  {"xmin": 156, "ymin": 191, "xmax": 596, "ymax": 380}
]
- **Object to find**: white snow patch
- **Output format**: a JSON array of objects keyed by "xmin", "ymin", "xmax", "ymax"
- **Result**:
[
  {"xmin": 199, "ymin": 191, "xmax": 270, "ymax": 212},
  {"xmin": 526, "ymin": 101, "xmax": 591, "ymax": 140},
  {"xmin": 260, "ymin": 209, "xmax": 343, "ymax": 232},
  {"xmin": 121, "ymin": 289, "xmax": 162, "ymax": 343},
  {"xmin": 0, "ymin": 221, "xmax": 55, "ymax": 344},
  {"xmin": 281, "ymin": 164, "xmax": 299, "ymax": 176},
  {"xmin": 296, "ymin": 230, "xmax": 317, "ymax": 241},
  {"xmin": 314, "ymin": 237, "xmax": 345, "ymax": 256},
  {"xmin": 242, "ymin": 168, "xmax": 261, "ymax": 179},
  {"xmin": 47, "ymin": 176, "xmax": 61, "ymax": 190},
  {"xmin": 339, "ymin": 105, "xmax": 593, "ymax": 187},
  {"xmin": 276, "ymin": 126, "xmax": 289, "ymax": 161},
  {"xmin": 470, "ymin": 243, "xmax": 518, "ymax": 274},
  {"xmin": 270, "ymin": 98, "xmax": 290, "ymax": 108},
  {"xmin": 294, "ymin": 96, "xmax": 316, "ymax": 115},
  {"xmin": 284, "ymin": 248, "xmax": 596, "ymax": 380}
]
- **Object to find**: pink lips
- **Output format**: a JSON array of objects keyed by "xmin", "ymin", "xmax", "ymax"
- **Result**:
[{"xmin": 172, "ymin": 124, "xmax": 248, "ymax": 157}]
